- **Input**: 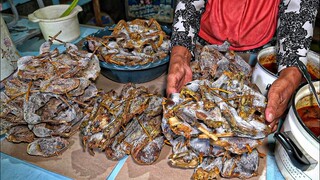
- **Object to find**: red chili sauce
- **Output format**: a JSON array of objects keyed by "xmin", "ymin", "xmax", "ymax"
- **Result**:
[
  {"xmin": 297, "ymin": 105, "xmax": 320, "ymax": 137},
  {"xmin": 262, "ymin": 62, "xmax": 277, "ymax": 75}
]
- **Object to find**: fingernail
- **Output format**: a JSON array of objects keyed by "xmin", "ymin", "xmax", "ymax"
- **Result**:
[{"xmin": 268, "ymin": 113, "xmax": 274, "ymax": 121}]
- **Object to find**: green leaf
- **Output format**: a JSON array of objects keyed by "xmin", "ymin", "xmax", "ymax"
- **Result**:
[{"xmin": 59, "ymin": 0, "xmax": 79, "ymax": 18}]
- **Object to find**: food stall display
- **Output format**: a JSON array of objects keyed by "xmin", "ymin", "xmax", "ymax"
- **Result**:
[
  {"xmin": 1, "ymin": 19, "xmax": 272, "ymax": 179},
  {"xmin": 84, "ymin": 18, "xmax": 171, "ymax": 83}
]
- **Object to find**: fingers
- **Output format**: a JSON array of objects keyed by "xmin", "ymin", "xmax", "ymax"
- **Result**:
[
  {"xmin": 268, "ymin": 119, "xmax": 279, "ymax": 132},
  {"xmin": 166, "ymin": 55, "xmax": 193, "ymax": 97},
  {"xmin": 265, "ymin": 67, "xmax": 302, "ymax": 130},
  {"xmin": 166, "ymin": 61, "xmax": 185, "ymax": 96},
  {"xmin": 166, "ymin": 69, "xmax": 192, "ymax": 97},
  {"xmin": 166, "ymin": 77, "xmax": 178, "ymax": 97},
  {"xmin": 265, "ymin": 82, "xmax": 286, "ymax": 123}
]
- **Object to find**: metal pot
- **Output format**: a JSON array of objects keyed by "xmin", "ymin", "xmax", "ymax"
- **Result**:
[
  {"xmin": 251, "ymin": 46, "xmax": 320, "ymax": 96},
  {"xmin": 274, "ymin": 81, "xmax": 320, "ymax": 180},
  {"xmin": 251, "ymin": 46, "xmax": 277, "ymax": 95}
]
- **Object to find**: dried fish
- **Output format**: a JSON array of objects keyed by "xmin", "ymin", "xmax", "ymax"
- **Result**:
[
  {"xmin": 1, "ymin": 40, "xmax": 101, "ymax": 157},
  {"xmin": 6, "ymin": 125, "xmax": 35, "ymax": 143},
  {"xmin": 27, "ymin": 137, "xmax": 69, "ymax": 157},
  {"xmin": 85, "ymin": 18, "xmax": 170, "ymax": 66},
  {"xmin": 162, "ymin": 44, "xmax": 270, "ymax": 179},
  {"xmin": 81, "ymin": 84, "xmax": 164, "ymax": 165}
]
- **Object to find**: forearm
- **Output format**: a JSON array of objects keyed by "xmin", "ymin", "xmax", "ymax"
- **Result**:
[
  {"xmin": 279, "ymin": 66, "xmax": 303, "ymax": 85},
  {"xmin": 170, "ymin": 46, "xmax": 192, "ymax": 65},
  {"xmin": 276, "ymin": 0, "xmax": 319, "ymax": 71},
  {"xmin": 171, "ymin": 0, "xmax": 207, "ymax": 56}
]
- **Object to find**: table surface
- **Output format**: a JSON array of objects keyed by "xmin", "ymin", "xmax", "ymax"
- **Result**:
[{"xmin": 0, "ymin": 18, "xmax": 285, "ymax": 180}]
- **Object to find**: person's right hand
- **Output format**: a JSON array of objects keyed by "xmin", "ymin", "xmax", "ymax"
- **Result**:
[
  {"xmin": 166, "ymin": 46, "xmax": 193, "ymax": 97},
  {"xmin": 265, "ymin": 66, "xmax": 302, "ymax": 132}
]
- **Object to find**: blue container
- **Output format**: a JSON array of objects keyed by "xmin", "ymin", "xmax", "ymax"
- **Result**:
[
  {"xmin": 99, "ymin": 56, "xmax": 169, "ymax": 83},
  {"xmin": 84, "ymin": 25, "xmax": 171, "ymax": 83}
]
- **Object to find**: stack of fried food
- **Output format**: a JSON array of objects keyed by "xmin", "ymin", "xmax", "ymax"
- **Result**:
[
  {"xmin": 85, "ymin": 18, "xmax": 171, "ymax": 66},
  {"xmin": 0, "ymin": 41, "xmax": 100, "ymax": 157},
  {"xmin": 162, "ymin": 43, "xmax": 271, "ymax": 179},
  {"xmin": 80, "ymin": 84, "xmax": 164, "ymax": 165}
]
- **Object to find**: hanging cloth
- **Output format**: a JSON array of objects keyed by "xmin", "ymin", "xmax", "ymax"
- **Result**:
[{"xmin": 199, "ymin": 0, "xmax": 280, "ymax": 51}]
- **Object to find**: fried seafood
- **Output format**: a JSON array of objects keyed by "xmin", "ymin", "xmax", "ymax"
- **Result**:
[
  {"xmin": 27, "ymin": 136, "xmax": 69, "ymax": 157},
  {"xmin": 6, "ymin": 125, "xmax": 35, "ymax": 143},
  {"xmin": 162, "ymin": 44, "xmax": 270, "ymax": 179},
  {"xmin": 221, "ymin": 150, "xmax": 259, "ymax": 179},
  {"xmin": 81, "ymin": 84, "xmax": 164, "ymax": 165},
  {"xmin": 192, "ymin": 41, "xmax": 252, "ymax": 82},
  {"xmin": 0, "ymin": 40, "xmax": 101, "ymax": 157},
  {"xmin": 85, "ymin": 18, "xmax": 171, "ymax": 66}
]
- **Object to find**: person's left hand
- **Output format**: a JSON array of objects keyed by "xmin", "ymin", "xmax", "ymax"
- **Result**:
[{"xmin": 265, "ymin": 66, "xmax": 303, "ymax": 132}]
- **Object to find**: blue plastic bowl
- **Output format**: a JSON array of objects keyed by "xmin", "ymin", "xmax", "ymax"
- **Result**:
[{"xmin": 84, "ymin": 25, "xmax": 171, "ymax": 83}]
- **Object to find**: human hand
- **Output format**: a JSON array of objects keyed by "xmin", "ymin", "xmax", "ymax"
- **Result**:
[
  {"xmin": 265, "ymin": 66, "xmax": 302, "ymax": 132},
  {"xmin": 166, "ymin": 46, "xmax": 193, "ymax": 97}
]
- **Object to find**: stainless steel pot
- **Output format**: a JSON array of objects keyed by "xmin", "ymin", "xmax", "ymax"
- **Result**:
[
  {"xmin": 274, "ymin": 81, "xmax": 320, "ymax": 180},
  {"xmin": 251, "ymin": 46, "xmax": 277, "ymax": 95}
]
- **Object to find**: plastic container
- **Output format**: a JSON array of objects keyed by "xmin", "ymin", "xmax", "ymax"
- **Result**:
[
  {"xmin": 28, "ymin": 5, "xmax": 82, "ymax": 44},
  {"xmin": 99, "ymin": 57, "xmax": 169, "ymax": 83}
]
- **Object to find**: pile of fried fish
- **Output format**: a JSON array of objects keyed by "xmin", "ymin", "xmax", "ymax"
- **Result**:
[
  {"xmin": 85, "ymin": 18, "xmax": 171, "ymax": 66},
  {"xmin": 81, "ymin": 84, "xmax": 164, "ymax": 164},
  {"xmin": 1, "ymin": 41, "xmax": 100, "ymax": 157},
  {"xmin": 162, "ymin": 43, "xmax": 271, "ymax": 179}
]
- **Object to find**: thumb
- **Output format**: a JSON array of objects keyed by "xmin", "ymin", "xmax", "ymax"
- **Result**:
[{"xmin": 265, "ymin": 105, "xmax": 275, "ymax": 124}]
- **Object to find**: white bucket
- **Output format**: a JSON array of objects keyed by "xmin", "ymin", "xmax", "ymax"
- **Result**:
[{"xmin": 28, "ymin": 5, "xmax": 83, "ymax": 44}]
